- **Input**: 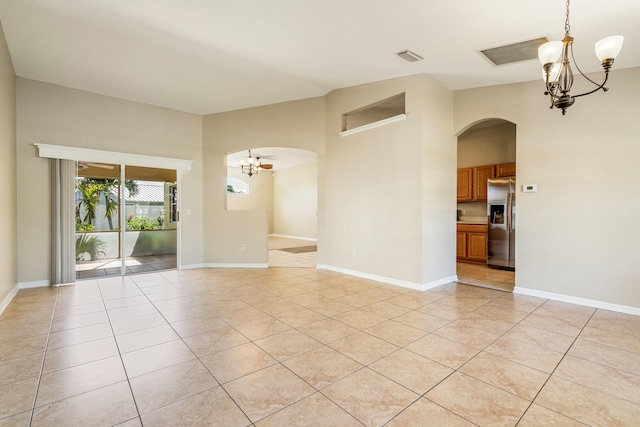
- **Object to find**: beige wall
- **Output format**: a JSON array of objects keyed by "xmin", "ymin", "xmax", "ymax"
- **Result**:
[
  {"xmin": 0, "ymin": 22, "xmax": 17, "ymax": 308},
  {"xmin": 454, "ymin": 67, "xmax": 640, "ymax": 309},
  {"xmin": 227, "ymin": 166, "xmax": 275, "ymax": 233},
  {"xmin": 457, "ymin": 122, "xmax": 516, "ymax": 168},
  {"xmin": 273, "ymin": 163, "xmax": 318, "ymax": 239},
  {"xmin": 16, "ymin": 79, "xmax": 203, "ymax": 284},
  {"xmin": 202, "ymin": 97, "xmax": 325, "ymax": 265},
  {"xmin": 325, "ymin": 74, "xmax": 456, "ymax": 286}
]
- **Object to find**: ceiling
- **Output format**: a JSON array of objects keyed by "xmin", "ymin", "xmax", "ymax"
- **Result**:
[{"xmin": 0, "ymin": 0, "xmax": 637, "ymax": 116}]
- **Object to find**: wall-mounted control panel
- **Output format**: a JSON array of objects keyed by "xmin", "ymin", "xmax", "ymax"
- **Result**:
[{"xmin": 522, "ymin": 184, "xmax": 537, "ymax": 193}]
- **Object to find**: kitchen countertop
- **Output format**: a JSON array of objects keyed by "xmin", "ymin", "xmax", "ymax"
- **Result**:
[{"xmin": 457, "ymin": 216, "xmax": 487, "ymax": 225}]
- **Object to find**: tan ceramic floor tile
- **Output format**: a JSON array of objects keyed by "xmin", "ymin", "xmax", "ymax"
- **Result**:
[
  {"xmin": 269, "ymin": 307, "xmax": 326, "ymax": 327},
  {"xmin": 322, "ymin": 367, "xmax": 418, "ymax": 427},
  {"xmin": 460, "ymin": 351, "xmax": 549, "ymax": 400},
  {"xmin": 122, "ymin": 340, "xmax": 196, "ymax": 378},
  {"xmin": 46, "ymin": 322, "xmax": 113, "ymax": 350},
  {"xmin": 588, "ymin": 309, "xmax": 640, "ymax": 336},
  {"xmin": 42, "ymin": 336, "xmax": 119, "ymax": 374},
  {"xmin": 182, "ymin": 326, "xmax": 249, "ymax": 357},
  {"xmin": 255, "ymin": 392, "xmax": 361, "ymax": 427},
  {"xmin": 307, "ymin": 300, "xmax": 354, "ymax": 317},
  {"xmin": 0, "ymin": 352, "xmax": 43, "ymax": 386},
  {"xmin": 49, "ymin": 311, "xmax": 109, "ymax": 333},
  {"xmin": 392, "ymin": 310, "xmax": 451, "ymax": 332},
  {"xmin": 0, "ymin": 377, "xmax": 38, "ymax": 419},
  {"xmin": 297, "ymin": 318, "xmax": 358, "ymax": 344},
  {"xmin": 232, "ymin": 316, "xmax": 292, "ymax": 341},
  {"xmin": 405, "ymin": 334, "xmax": 479, "ymax": 369},
  {"xmin": 254, "ymin": 329, "xmax": 323, "ymax": 361},
  {"xmin": 364, "ymin": 320, "xmax": 426, "ymax": 347},
  {"xmin": 534, "ymin": 300, "xmax": 595, "ymax": 324},
  {"xmin": 433, "ymin": 322, "xmax": 500, "ymax": 350},
  {"xmin": 485, "ymin": 335, "xmax": 564, "ymax": 373},
  {"xmin": 519, "ymin": 312, "xmax": 586, "ymax": 337},
  {"xmin": 370, "ymin": 349, "xmax": 453, "ymax": 394},
  {"xmin": 110, "ymin": 312, "xmax": 167, "ymax": 336},
  {"xmin": 517, "ymin": 403, "xmax": 586, "ymax": 426},
  {"xmin": 332, "ymin": 309, "xmax": 387, "ymax": 330},
  {"xmin": 35, "ymin": 356, "xmax": 126, "ymax": 407},
  {"xmin": 0, "ymin": 410, "xmax": 32, "ymax": 427},
  {"xmin": 200, "ymin": 342, "xmax": 277, "ymax": 384},
  {"xmin": 129, "ymin": 359, "xmax": 218, "ymax": 414},
  {"xmin": 416, "ymin": 301, "xmax": 470, "ymax": 321},
  {"xmin": 579, "ymin": 324, "xmax": 640, "ymax": 354},
  {"xmin": 328, "ymin": 332, "xmax": 398, "ymax": 365},
  {"xmin": 115, "ymin": 324, "xmax": 180, "ymax": 354},
  {"xmin": 223, "ymin": 364, "xmax": 315, "ymax": 423},
  {"xmin": 283, "ymin": 345, "xmax": 363, "ymax": 389},
  {"xmin": 502, "ymin": 324, "xmax": 576, "ymax": 354},
  {"xmin": 535, "ymin": 376, "xmax": 640, "ymax": 426},
  {"xmin": 554, "ymin": 355, "xmax": 640, "ymax": 405},
  {"xmin": 30, "ymin": 381, "xmax": 137, "ymax": 427},
  {"xmin": 141, "ymin": 387, "xmax": 250, "ymax": 427},
  {"xmin": 568, "ymin": 338, "xmax": 640, "ymax": 377},
  {"xmin": 451, "ymin": 311, "xmax": 517, "ymax": 335},
  {"xmin": 386, "ymin": 397, "xmax": 475, "ymax": 427},
  {"xmin": 334, "ymin": 293, "xmax": 380, "ymax": 308},
  {"xmin": 426, "ymin": 372, "xmax": 529, "ymax": 426},
  {"xmin": 169, "ymin": 315, "xmax": 228, "ymax": 338},
  {"xmin": 0, "ymin": 334, "xmax": 48, "ymax": 362}
]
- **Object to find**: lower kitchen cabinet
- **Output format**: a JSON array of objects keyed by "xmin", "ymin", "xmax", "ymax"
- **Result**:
[{"xmin": 457, "ymin": 224, "xmax": 488, "ymax": 264}]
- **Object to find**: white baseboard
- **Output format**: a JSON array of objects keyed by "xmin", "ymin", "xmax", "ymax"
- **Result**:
[
  {"xmin": 269, "ymin": 234, "xmax": 317, "ymax": 242},
  {"xmin": 0, "ymin": 284, "xmax": 20, "ymax": 316},
  {"xmin": 182, "ymin": 263, "xmax": 269, "ymax": 269},
  {"xmin": 514, "ymin": 286, "xmax": 640, "ymax": 316},
  {"xmin": 19, "ymin": 280, "xmax": 50, "ymax": 289},
  {"xmin": 317, "ymin": 264, "xmax": 458, "ymax": 292}
]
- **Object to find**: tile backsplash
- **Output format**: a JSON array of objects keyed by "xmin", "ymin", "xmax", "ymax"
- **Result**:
[{"xmin": 457, "ymin": 201, "xmax": 487, "ymax": 222}]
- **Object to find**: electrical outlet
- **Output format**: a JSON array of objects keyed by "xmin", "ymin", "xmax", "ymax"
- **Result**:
[{"xmin": 240, "ymin": 244, "xmax": 246, "ymax": 251}]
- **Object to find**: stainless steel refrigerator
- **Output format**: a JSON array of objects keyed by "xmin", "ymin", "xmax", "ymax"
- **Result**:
[{"xmin": 487, "ymin": 177, "xmax": 516, "ymax": 270}]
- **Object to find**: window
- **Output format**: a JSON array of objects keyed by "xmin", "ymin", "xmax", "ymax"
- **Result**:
[
  {"xmin": 341, "ymin": 93, "xmax": 406, "ymax": 135},
  {"xmin": 227, "ymin": 177, "xmax": 249, "ymax": 194}
]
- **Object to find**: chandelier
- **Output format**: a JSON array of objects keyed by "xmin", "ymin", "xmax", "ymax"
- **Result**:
[
  {"xmin": 538, "ymin": 0, "xmax": 623, "ymax": 115},
  {"xmin": 239, "ymin": 149, "xmax": 262, "ymax": 177}
]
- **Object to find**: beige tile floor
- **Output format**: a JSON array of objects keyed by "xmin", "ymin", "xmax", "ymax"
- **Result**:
[
  {"xmin": 269, "ymin": 236, "xmax": 317, "ymax": 268},
  {"xmin": 76, "ymin": 254, "xmax": 178, "ymax": 279},
  {"xmin": 1, "ymin": 268, "xmax": 640, "ymax": 426},
  {"xmin": 457, "ymin": 262, "xmax": 515, "ymax": 292}
]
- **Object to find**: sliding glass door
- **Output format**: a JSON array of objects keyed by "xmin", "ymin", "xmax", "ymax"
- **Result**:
[{"xmin": 75, "ymin": 163, "xmax": 177, "ymax": 279}]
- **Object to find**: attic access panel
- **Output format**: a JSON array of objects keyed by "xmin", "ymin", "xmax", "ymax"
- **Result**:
[
  {"xmin": 480, "ymin": 37, "xmax": 550, "ymax": 66},
  {"xmin": 341, "ymin": 93, "xmax": 406, "ymax": 135}
]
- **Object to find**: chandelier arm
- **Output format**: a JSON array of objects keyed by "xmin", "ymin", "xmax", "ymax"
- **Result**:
[
  {"xmin": 569, "ymin": 44, "xmax": 605, "ymax": 88},
  {"xmin": 571, "ymin": 72, "xmax": 610, "ymax": 99}
]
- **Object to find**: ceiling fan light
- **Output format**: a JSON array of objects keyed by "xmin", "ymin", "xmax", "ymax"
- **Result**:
[
  {"xmin": 595, "ymin": 35, "xmax": 624, "ymax": 61},
  {"xmin": 538, "ymin": 41, "xmax": 563, "ymax": 65}
]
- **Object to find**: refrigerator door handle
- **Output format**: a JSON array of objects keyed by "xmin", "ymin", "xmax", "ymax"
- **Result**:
[{"xmin": 507, "ymin": 193, "xmax": 512, "ymax": 232}]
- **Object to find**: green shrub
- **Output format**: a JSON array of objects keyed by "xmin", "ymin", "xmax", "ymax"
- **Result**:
[
  {"xmin": 126, "ymin": 216, "xmax": 160, "ymax": 230},
  {"xmin": 76, "ymin": 223, "xmax": 95, "ymax": 231},
  {"xmin": 75, "ymin": 234, "xmax": 106, "ymax": 261}
]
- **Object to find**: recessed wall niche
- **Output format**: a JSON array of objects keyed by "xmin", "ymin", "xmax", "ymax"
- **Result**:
[{"xmin": 340, "ymin": 93, "xmax": 406, "ymax": 136}]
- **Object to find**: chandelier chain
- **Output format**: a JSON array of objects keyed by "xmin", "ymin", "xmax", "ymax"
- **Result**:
[{"xmin": 564, "ymin": 0, "xmax": 571, "ymax": 36}]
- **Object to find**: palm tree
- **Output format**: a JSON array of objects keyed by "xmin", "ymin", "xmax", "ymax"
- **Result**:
[{"xmin": 76, "ymin": 178, "xmax": 139, "ymax": 230}]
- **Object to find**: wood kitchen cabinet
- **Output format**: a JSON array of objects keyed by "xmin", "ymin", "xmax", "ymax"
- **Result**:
[
  {"xmin": 472, "ymin": 165, "xmax": 495, "ymax": 201},
  {"xmin": 457, "ymin": 224, "xmax": 488, "ymax": 264},
  {"xmin": 456, "ymin": 165, "xmax": 495, "ymax": 201},
  {"xmin": 496, "ymin": 162, "xmax": 516, "ymax": 177},
  {"xmin": 457, "ymin": 168, "xmax": 473, "ymax": 202}
]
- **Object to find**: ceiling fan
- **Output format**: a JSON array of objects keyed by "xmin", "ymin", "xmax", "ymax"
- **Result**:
[{"xmin": 77, "ymin": 162, "xmax": 114, "ymax": 170}]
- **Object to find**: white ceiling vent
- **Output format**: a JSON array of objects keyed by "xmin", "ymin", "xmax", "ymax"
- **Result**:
[
  {"xmin": 397, "ymin": 50, "xmax": 424, "ymax": 62},
  {"xmin": 480, "ymin": 37, "xmax": 550, "ymax": 66}
]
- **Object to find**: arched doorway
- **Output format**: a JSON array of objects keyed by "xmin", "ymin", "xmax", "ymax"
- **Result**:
[
  {"xmin": 226, "ymin": 147, "xmax": 318, "ymax": 268},
  {"xmin": 456, "ymin": 119, "xmax": 516, "ymax": 292}
]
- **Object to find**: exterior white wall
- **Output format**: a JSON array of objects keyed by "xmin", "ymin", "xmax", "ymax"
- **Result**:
[
  {"xmin": 202, "ymin": 97, "xmax": 325, "ymax": 265},
  {"xmin": 273, "ymin": 163, "xmax": 318, "ymax": 239},
  {"xmin": 454, "ymin": 67, "xmax": 640, "ymax": 309},
  {"xmin": 16, "ymin": 78, "xmax": 203, "ymax": 285},
  {"xmin": 0, "ymin": 21, "xmax": 17, "ymax": 309}
]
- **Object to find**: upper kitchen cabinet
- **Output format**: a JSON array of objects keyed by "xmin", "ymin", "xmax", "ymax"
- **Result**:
[
  {"xmin": 457, "ymin": 168, "xmax": 473, "ymax": 201},
  {"xmin": 496, "ymin": 162, "xmax": 516, "ymax": 178},
  {"xmin": 457, "ymin": 164, "xmax": 496, "ymax": 201},
  {"xmin": 472, "ymin": 165, "xmax": 495, "ymax": 200}
]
